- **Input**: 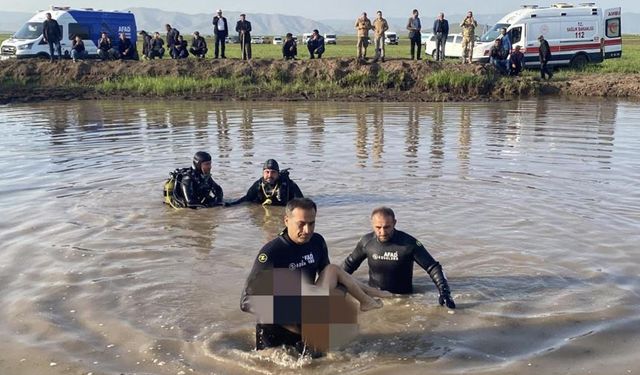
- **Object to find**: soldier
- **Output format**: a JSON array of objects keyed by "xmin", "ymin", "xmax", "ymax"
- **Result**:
[
  {"xmin": 354, "ymin": 12, "xmax": 374, "ymax": 60},
  {"xmin": 372, "ymin": 10, "xmax": 389, "ymax": 62},
  {"xmin": 460, "ymin": 11, "xmax": 478, "ymax": 64}
]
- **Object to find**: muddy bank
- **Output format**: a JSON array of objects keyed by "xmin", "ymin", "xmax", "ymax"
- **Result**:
[{"xmin": 1, "ymin": 58, "xmax": 639, "ymax": 103}]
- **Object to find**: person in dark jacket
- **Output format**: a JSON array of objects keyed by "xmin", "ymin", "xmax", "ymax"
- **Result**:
[
  {"xmin": 189, "ymin": 31, "xmax": 208, "ymax": 58},
  {"xmin": 98, "ymin": 32, "xmax": 119, "ymax": 60},
  {"xmin": 432, "ymin": 12, "xmax": 449, "ymax": 61},
  {"xmin": 71, "ymin": 35, "xmax": 87, "ymax": 62},
  {"xmin": 230, "ymin": 159, "xmax": 304, "ymax": 206},
  {"xmin": 307, "ymin": 29, "xmax": 325, "ymax": 59},
  {"xmin": 165, "ymin": 151, "xmax": 224, "ymax": 209},
  {"xmin": 282, "ymin": 33, "xmax": 297, "ymax": 60},
  {"xmin": 509, "ymin": 45, "xmax": 525, "ymax": 76},
  {"xmin": 174, "ymin": 35, "xmax": 189, "ymax": 59},
  {"xmin": 341, "ymin": 207, "xmax": 456, "ymax": 308},
  {"xmin": 489, "ymin": 38, "xmax": 508, "ymax": 74},
  {"xmin": 139, "ymin": 30, "xmax": 152, "ymax": 59},
  {"xmin": 212, "ymin": 9, "xmax": 229, "ymax": 58},
  {"xmin": 406, "ymin": 9, "xmax": 422, "ymax": 60},
  {"xmin": 165, "ymin": 24, "xmax": 180, "ymax": 59},
  {"xmin": 42, "ymin": 12, "xmax": 62, "ymax": 62},
  {"xmin": 118, "ymin": 32, "xmax": 134, "ymax": 60},
  {"xmin": 538, "ymin": 34, "xmax": 553, "ymax": 80},
  {"xmin": 150, "ymin": 32, "xmax": 165, "ymax": 59},
  {"xmin": 236, "ymin": 13, "xmax": 252, "ymax": 60}
]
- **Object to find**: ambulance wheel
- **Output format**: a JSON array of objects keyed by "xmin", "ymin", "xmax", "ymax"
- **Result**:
[{"xmin": 570, "ymin": 54, "xmax": 589, "ymax": 69}]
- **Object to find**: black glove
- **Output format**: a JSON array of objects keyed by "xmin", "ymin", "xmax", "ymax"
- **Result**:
[
  {"xmin": 427, "ymin": 262, "xmax": 456, "ymax": 309},
  {"xmin": 439, "ymin": 293, "xmax": 456, "ymax": 309}
]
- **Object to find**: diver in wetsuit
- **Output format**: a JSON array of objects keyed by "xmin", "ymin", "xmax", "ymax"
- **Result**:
[
  {"xmin": 240, "ymin": 198, "xmax": 330, "ymax": 351},
  {"xmin": 342, "ymin": 206, "xmax": 456, "ymax": 308},
  {"xmin": 230, "ymin": 159, "xmax": 303, "ymax": 206},
  {"xmin": 164, "ymin": 151, "xmax": 224, "ymax": 208}
]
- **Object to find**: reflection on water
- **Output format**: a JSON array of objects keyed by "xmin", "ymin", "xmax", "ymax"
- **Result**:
[{"xmin": 0, "ymin": 98, "xmax": 639, "ymax": 375}]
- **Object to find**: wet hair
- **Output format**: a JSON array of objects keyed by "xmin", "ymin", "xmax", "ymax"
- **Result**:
[
  {"xmin": 371, "ymin": 206, "xmax": 395, "ymax": 220},
  {"xmin": 285, "ymin": 198, "xmax": 317, "ymax": 216}
]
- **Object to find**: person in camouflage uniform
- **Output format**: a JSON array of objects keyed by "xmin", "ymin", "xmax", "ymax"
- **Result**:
[{"xmin": 460, "ymin": 10, "xmax": 478, "ymax": 64}]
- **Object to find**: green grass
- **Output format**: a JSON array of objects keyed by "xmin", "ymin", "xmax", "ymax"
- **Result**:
[{"xmin": 425, "ymin": 70, "xmax": 491, "ymax": 91}]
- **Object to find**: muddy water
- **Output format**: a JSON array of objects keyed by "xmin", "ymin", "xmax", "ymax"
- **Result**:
[{"xmin": 0, "ymin": 99, "xmax": 638, "ymax": 375}]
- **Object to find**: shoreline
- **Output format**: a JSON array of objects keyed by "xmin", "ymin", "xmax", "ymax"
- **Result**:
[{"xmin": 1, "ymin": 58, "xmax": 639, "ymax": 104}]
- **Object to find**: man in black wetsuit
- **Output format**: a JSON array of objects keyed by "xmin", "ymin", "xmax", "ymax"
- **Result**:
[
  {"xmin": 342, "ymin": 207, "xmax": 456, "ymax": 308},
  {"xmin": 240, "ymin": 198, "xmax": 331, "ymax": 351},
  {"xmin": 230, "ymin": 159, "xmax": 303, "ymax": 206},
  {"xmin": 164, "ymin": 151, "xmax": 224, "ymax": 208}
]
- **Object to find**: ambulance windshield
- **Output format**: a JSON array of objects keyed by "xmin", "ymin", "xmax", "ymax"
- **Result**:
[{"xmin": 480, "ymin": 23, "xmax": 510, "ymax": 43}]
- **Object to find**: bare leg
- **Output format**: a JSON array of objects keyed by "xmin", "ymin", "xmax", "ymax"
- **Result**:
[
  {"xmin": 317, "ymin": 264, "xmax": 382, "ymax": 311},
  {"xmin": 355, "ymin": 279, "xmax": 393, "ymax": 298}
]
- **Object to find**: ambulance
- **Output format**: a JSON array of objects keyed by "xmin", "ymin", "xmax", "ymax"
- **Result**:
[
  {"xmin": 472, "ymin": 3, "xmax": 622, "ymax": 68},
  {"xmin": 0, "ymin": 6, "xmax": 137, "ymax": 60}
]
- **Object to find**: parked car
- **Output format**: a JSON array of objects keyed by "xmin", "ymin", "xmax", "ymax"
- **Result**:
[
  {"xmin": 425, "ymin": 33, "xmax": 464, "ymax": 59},
  {"xmin": 324, "ymin": 33, "xmax": 336, "ymax": 44},
  {"xmin": 250, "ymin": 36, "xmax": 264, "ymax": 44},
  {"xmin": 421, "ymin": 32, "xmax": 433, "ymax": 46},
  {"xmin": 302, "ymin": 32, "xmax": 313, "ymax": 45},
  {"xmin": 384, "ymin": 31, "xmax": 398, "ymax": 45},
  {"xmin": 272, "ymin": 36, "xmax": 283, "ymax": 45}
]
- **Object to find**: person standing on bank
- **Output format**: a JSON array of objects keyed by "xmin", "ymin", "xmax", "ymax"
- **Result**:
[
  {"xmin": 459, "ymin": 10, "xmax": 478, "ymax": 64},
  {"xmin": 341, "ymin": 207, "xmax": 456, "ymax": 308},
  {"xmin": 538, "ymin": 34, "xmax": 553, "ymax": 80},
  {"xmin": 432, "ymin": 12, "xmax": 449, "ymax": 61},
  {"xmin": 355, "ymin": 12, "xmax": 374, "ymax": 61},
  {"xmin": 230, "ymin": 159, "xmax": 303, "ymax": 206},
  {"xmin": 236, "ymin": 13, "xmax": 252, "ymax": 60},
  {"xmin": 42, "ymin": 13, "xmax": 62, "ymax": 62},
  {"xmin": 212, "ymin": 9, "xmax": 228, "ymax": 59},
  {"xmin": 406, "ymin": 9, "xmax": 422, "ymax": 60},
  {"xmin": 372, "ymin": 10, "xmax": 389, "ymax": 63}
]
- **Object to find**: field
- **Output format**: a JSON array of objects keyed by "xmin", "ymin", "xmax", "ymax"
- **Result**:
[{"xmin": 2, "ymin": 32, "xmax": 639, "ymax": 74}]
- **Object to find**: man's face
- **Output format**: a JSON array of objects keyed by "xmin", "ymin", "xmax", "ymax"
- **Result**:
[
  {"xmin": 217, "ymin": 11, "xmax": 222, "ymax": 17},
  {"xmin": 414, "ymin": 11, "xmax": 419, "ymax": 17},
  {"xmin": 284, "ymin": 208, "xmax": 316, "ymax": 245},
  {"xmin": 200, "ymin": 161, "xmax": 212, "ymax": 175},
  {"xmin": 371, "ymin": 214, "xmax": 396, "ymax": 243},
  {"xmin": 467, "ymin": 12, "xmax": 473, "ymax": 18},
  {"xmin": 240, "ymin": 15, "xmax": 245, "ymax": 21},
  {"xmin": 263, "ymin": 169, "xmax": 279, "ymax": 184},
  {"xmin": 120, "ymin": 33, "xmax": 125, "ymax": 40},
  {"xmin": 439, "ymin": 13, "xmax": 444, "ymax": 19},
  {"xmin": 377, "ymin": 12, "xmax": 382, "ymax": 19}
]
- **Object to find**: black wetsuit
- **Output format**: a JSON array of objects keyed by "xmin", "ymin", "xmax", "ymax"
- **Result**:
[
  {"xmin": 231, "ymin": 172, "xmax": 303, "ymax": 206},
  {"xmin": 172, "ymin": 168, "xmax": 223, "ymax": 208},
  {"xmin": 342, "ymin": 230, "xmax": 451, "ymax": 296},
  {"xmin": 241, "ymin": 229, "xmax": 330, "ymax": 349}
]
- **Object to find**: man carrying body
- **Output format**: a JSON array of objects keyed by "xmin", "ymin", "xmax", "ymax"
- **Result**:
[
  {"xmin": 307, "ymin": 30, "xmax": 325, "ymax": 59},
  {"xmin": 372, "ymin": 10, "xmax": 389, "ymax": 63},
  {"xmin": 432, "ymin": 12, "xmax": 449, "ymax": 61},
  {"xmin": 212, "ymin": 9, "xmax": 228, "ymax": 58},
  {"xmin": 236, "ymin": 13, "xmax": 252, "ymax": 60},
  {"xmin": 42, "ymin": 12, "xmax": 62, "ymax": 62},
  {"xmin": 342, "ymin": 207, "xmax": 456, "ymax": 308},
  {"xmin": 241, "ymin": 198, "xmax": 385, "ymax": 352},
  {"xmin": 459, "ymin": 11, "xmax": 477, "ymax": 64},
  {"xmin": 355, "ymin": 12, "xmax": 373, "ymax": 60},
  {"xmin": 406, "ymin": 9, "xmax": 422, "ymax": 60},
  {"xmin": 230, "ymin": 159, "xmax": 303, "ymax": 206},
  {"xmin": 164, "ymin": 151, "xmax": 224, "ymax": 208}
]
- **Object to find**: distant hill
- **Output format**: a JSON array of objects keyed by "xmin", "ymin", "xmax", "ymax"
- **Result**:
[
  {"xmin": 1, "ymin": 8, "xmax": 639, "ymax": 35},
  {"xmin": 127, "ymin": 7, "xmax": 335, "ymax": 36},
  {"xmin": 0, "ymin": 12, "xmax": 33, "ymax": 33}
]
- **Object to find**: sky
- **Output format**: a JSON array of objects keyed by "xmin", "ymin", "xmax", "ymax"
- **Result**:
[{"xmin": 6, "ymin": 0, "xmax": 638, "ymax": 18}]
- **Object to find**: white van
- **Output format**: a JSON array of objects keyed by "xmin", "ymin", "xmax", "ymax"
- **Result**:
[
  {"xmin": 324, "ymin": 34, "xmax": 337, "ymax": 44},
  {"xmin": 384, "ymin": 31, "xmax": 398, "ymax": 45},
  {"xmin": 0, "ymin": 5, "xmax": 137, "ymax": 60},
  {"xmin": 273, "ymin": 36, "xmax": 283, "ymax": 45},
  {"xmin": 302, "ymin": 33, "xmax": 313, "ymax": 45},
  {"xmin": 472, "ymin": 3, "xmax": 622, "ymax": 67}
]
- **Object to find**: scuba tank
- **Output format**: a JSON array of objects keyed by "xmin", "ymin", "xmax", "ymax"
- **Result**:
[{"xmin": 163, "ymin": 167, "xmax": 191, "ymax": 208}]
